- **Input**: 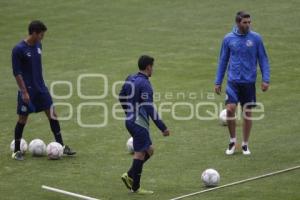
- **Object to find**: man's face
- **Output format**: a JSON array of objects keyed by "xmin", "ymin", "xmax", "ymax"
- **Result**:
[
  {"xmin": 32, "ymin": 31, "xmax": 45, "ymax": 42},
  {"xmin": 237, "ymin": 17, "xmax": 251, "ymax": 33},
  {"xmin": 146, "ymin": 65, "xmax": 153, "ymax": 77}
]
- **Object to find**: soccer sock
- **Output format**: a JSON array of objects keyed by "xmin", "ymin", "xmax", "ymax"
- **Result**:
[
  {"xmin": 49, "ymin": 119, "xmax": 64, "ymax": 146},
  {"xmin": 127, "ymin": 152, "xmax": 151, "ymax": 177},
  {"xmin": 14, "ymin": 122, "xmax": 25, "ymax": 152},
  {"xmin": 230, "ymin": 137, "xmax": 237, "ymax": 143},
  {"xmin": 242, "ymin": 141, "xmax": 248, "ymax": 146},
  {"xmin": 131, "ymin": 159, "xmax": 144, "ymax": 191}
]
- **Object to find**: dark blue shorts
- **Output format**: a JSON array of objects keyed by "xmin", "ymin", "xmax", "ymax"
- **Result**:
[
  {"xmin": 125, "ymin": 120, "xmax": 152, "ymax": 152},
  {"xmin": 225, "ymin": 81, "xmax": 256, "ymax": 109},
  {"xmin": 17, "ymin": 90, "xmax": 53, "ymax": 116}
]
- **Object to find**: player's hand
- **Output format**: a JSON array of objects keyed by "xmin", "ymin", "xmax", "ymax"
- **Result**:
[
  {"xmin": 215, "ymin": 85, "xmax": 222, "ymax": 95},
  {"xmin": 21, "ymin": 91, "xmax": 30, "ymax": 104},
  {"xmin": 162, "ymin": 129, "xmax": 170, "ymax": 137},
  {"xmin": 261, "ymin": 82, "xmax": 269, "ymax": 92}
]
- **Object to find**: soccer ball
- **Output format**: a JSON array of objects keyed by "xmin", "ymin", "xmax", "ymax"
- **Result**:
[
  {"xmin": 126, "ymin": 137, "xmax": 134, "ymax": 154},
  {"xmin": 29, "ymin": 139, "xmax": 46, "ymax": 156},
  {"xmin": 201, "ymin": 168, "xmax": 220, "ymax": 187},
  {"xmin": 10, "ymin": 138, "xmax": 28, "ymax": 154},
  {"xmin": 46, "ymin": 142, "xmax": 63, "ymax": 160},
  {"xmin": 219, "ymin": 109, "xmax": 227, "ymax": 126}
]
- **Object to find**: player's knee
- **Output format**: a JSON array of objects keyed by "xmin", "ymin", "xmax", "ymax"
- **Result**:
[
  {"xmin": 134, "ymin": 151, "xmax": 146, "ymax": 160},
  {"xmin": 243, "ymin": 110, "xmax": 252, "ymax": 120},
  {"xmin": 45, "ymin": 109, "xmax": 57, "ymax": 120},
  {"xmin": 226, "ymin": 106, "xmax": 236, "ymax": 116},
  {"xmin": 148, "ymin": 149, "xmax": 154, "ymax": 157},
  {"xmin": 18, "ymin": 115, "xmax": 28, "ymax": 124}
]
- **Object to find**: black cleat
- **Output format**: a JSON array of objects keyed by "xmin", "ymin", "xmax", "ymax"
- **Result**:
[
  {"xmin": 63, "ymin": 145, "xmax": 76, "ymax": 155},
  {"xmin": 12, "ymin": 151, "xmax": 24, "ymax": 161},
  {"xmin": 225, "ymin": 142, "xmax": 236, "ymax": 155}
]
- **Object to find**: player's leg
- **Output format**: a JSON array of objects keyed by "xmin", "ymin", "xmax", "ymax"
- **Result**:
[
  {"xmin": 12, "ymin": 115, "xmax": 28, "ymax": 160},
  {"xmin": 45, "ymin": 108, "xmax": 76, "ymax": 155},
  {"xmin": 45, "ymin": 109, "xmax": 63, "ymax": 145},
  {"xmin": 12, "ymin": 91, "xmax": 32, "ymax": 160},
  {"xmin": 226, "ymin": 104, "xmax": 237, "ymax": 155},
  {"xmin": 36, "ymin": 91, "xmax": 75, "ymax": 155},
  {"xmin": 144, "ymin": 145, "xmax": 154, "ymax": 163},
  {"xmin": 242, "ymin": 109, "xmax": 252, "ymax": 155},
  {"xmin": 225, "ymin": 82, "xmax": 239, "ymax": 155},
  {"xmin": 240, "ymin": 83, "xmax": 256, "ymax": 155},
  {"xmin": 122, "ymin": 122, "xmax": 153, "ymax": 194}
]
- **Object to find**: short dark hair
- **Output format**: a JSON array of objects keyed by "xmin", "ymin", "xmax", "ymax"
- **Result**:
[
  {"xmin": 28, "ymin": 20, "xmax": 47, "ymax": 35},
  {"xmin": 138, "ymin": 55, "xmax": 154, "ymax": 70},
  {"xmin": 235, "ymin": 11, "xmax": 250, "ymax": 23}
]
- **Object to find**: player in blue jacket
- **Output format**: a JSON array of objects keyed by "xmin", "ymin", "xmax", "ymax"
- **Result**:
[
  {"xmin": 119, "ymin": 55, "xmax": 170, "ymax": 194},
  {"xmin": 215, "ymin": 11, "xmax": 270, "ymax": 155},
  {"xmin": 11, "ymin": 20, "xmax": 76, "ymax": 160}
]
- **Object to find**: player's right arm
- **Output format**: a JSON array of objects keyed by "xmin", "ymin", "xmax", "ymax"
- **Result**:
[
  {"xmin": 12, "ymin": 46, "xmax": 30, "ymax": 104},
  {"xmin": 214, "ymin": 36, "xmax": 230, "ymax": 95}
]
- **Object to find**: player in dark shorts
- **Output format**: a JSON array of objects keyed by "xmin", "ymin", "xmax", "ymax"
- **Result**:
[
  {"xmin": 11, "ymin": 20, "xmax": 76, "ymax": 160},
  {"xmin": 215, "ymin": 11, "xmax": 270, "ymax": 155},
  {"xmin": 119, "ymin": 55, "xmax": 170, "ymax": 194}
]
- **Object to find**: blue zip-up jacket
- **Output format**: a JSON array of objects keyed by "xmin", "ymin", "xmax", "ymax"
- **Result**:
[
  {"xmin": 119, "ymin": 72, "xmax": 167, "ymax": 132},
  {"xmin": 215, "ymin": 26, "xmax": 270, "ymax": 85}
]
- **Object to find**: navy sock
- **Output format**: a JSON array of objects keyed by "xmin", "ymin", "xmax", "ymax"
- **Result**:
[
  {"xmin": 14, "ymin": 122, "xmax": 25, "ymax": 152},
  {"xmin": 130, "ymin": 159, "xmax": 144, "ymax": 191},
  {"xmin": 49, "ymin": 119, "xmax": 64, "ymax": 146},
  {"xmin": 128, "ymin": 152, "xmax": 151, "ymax": 178}
]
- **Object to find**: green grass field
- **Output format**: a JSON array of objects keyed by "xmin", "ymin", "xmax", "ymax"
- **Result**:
[{"xmin": 1, "ymin": 0, "xmax": 300, "ymax": 199}]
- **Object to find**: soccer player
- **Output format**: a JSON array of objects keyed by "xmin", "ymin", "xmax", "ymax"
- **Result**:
[
  {"xmin": 214, "ymin": 11, "xmax": 270, "ymax": 155},
  {"xmin": 119, "ymin": 55, "xmax": 170, "ymax": 194},
  {"xmin": 11, "ymin": 20, "xmax": 76, "ymax": 160}
]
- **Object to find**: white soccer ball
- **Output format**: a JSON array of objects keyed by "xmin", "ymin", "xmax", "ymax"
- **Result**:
[
  {"xmin": 219, "ymin": 109, "xmax": 227, "ymax": 126},
  {"xmin": 201, "ymin": 168, "xmax": 220, "ymax": 187},
  {"xmin": 29, "ymin": 139, "xmax": 46, "ymax": 156},
  {"xmin": 10, "ymin": 138, "xmax": 28, "ymax": 154},
  {"xmin": 126, "ymin": 137, "xmax": 134, "ymax": 154},
  {"xmin": 46, "ymin": 142, "xmax": 63, "ymax": 160}
]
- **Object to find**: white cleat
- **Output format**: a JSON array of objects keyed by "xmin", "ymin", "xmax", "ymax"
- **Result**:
[
  {"xmin": 242, "ymin": 145, "xmax": 251, "ymax": 155},
  {"xmin": 225, "ymin": 142, "xmax": 236, "ymax": 155}
]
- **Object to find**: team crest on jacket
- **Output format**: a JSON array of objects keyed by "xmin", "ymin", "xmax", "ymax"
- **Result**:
[
  {"xmin": 37, "ymin": 48, "xmax": 42, "ymax": 54},
  {"xmin": 246, "ymin": 40, "xmax": 253, "ymax": 47}
]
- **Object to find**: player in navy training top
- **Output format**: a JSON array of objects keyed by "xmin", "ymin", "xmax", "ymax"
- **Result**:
[
  {"xmin": 119, "ymin": 55, "xmax": 170, "ymax": 194},
  {"xmin": 11, "ymin": 20, "xmax": 76, "ymax": 160}
]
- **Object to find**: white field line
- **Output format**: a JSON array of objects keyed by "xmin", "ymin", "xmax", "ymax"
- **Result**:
[
  {"xmin": 42, "ymin": 185, "xmax": 100, "ymax": 200},
  {"xmin": 170, "ymin": 165, "xmax": 300, "ymax": 200}
]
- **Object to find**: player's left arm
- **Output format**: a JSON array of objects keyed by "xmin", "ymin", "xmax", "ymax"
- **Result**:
[
  {"xmin": 257, "ymin": 36, "xmax": 270, "ymax": 92},
  {"xmin": 141, "ymin": 82, "xmax": 169, "ymax": 135}
]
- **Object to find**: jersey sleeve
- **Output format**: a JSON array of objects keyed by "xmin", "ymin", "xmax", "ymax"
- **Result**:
[
  {"xmin": 215, "ymin": 36, "xmax": 230, "ymax": 85},
  {"xmin": 12, "ymin": 46, "xmax": 23, "ymax": 77},
  {"xmin": 257, "ymin": 36, "xmax": 270, "ymax": 83},
  {"xmin": 140, "ymin": 81, "xmax": 167, "ymax": 132}
]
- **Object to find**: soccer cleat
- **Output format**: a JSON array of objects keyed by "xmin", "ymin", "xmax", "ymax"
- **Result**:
[
  {"xmin": 121, "ymin": 173, "xmax": 133, "ymax": 190},
  {"xmin": 12, "ymin": 151, "xmax": 24, "ymax": 161},
  {"xmin": 131, "ymin": 188, "xmax": 154, "ymax": 195},
  {"xmin": 242, "ymin": 145, "xmax": 251, "ymax": 155},
  {"xmin": 63, "ymin": 145, "xmax": 76, "ymax": 155},
  {"xmin": 225, "ymin": 142, "xmax": 236, "ymax": 155}
]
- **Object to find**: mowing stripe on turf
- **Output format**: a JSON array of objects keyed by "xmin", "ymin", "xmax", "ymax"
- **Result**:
[
  {"xmin": 170, "ymin": 165, "xmax": 300, "ymax": 200},
  {"xmin": 42, "ymin": 185, "xmax": 100, "ymax": 200}
]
